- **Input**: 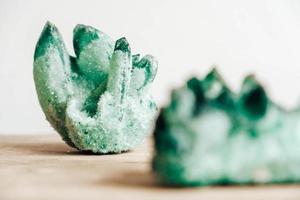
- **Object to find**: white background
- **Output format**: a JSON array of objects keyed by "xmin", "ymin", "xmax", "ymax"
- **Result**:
[{"xmin": 1, "ymin": 0, "xmax": 300, "ymax": 134}]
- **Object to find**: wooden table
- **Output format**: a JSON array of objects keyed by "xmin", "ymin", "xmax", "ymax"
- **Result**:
[{"xmin": 1, "ymin": 135, "xmax": 300, "ymax": 200}]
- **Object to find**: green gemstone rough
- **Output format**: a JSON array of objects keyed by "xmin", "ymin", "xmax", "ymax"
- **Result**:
[
  {"xmin": 33, "ymin": 22, "xmax": 158, "ymax": 153},
  {"xmin": 153, "ymin": 68, "xmax": 300, "ymax": 186}
]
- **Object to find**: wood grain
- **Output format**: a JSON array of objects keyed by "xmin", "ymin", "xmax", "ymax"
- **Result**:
[{"xmin": 1, "ymin": 135, "xmax": 300, "ymax": 200}]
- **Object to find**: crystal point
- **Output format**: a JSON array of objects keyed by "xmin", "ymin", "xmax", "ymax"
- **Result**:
[{"xmin": 114, "ymin": 37, "xmax": 130, "ymax": 53}]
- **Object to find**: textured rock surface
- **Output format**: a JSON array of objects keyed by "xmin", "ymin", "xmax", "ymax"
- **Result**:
[
  {"xmin": 34, "ymin": 22, "xmax": 157, "ymax": 153},
  {"xmin": 153, "ymin": 68, "xmax": 300, "ymax": 186}
]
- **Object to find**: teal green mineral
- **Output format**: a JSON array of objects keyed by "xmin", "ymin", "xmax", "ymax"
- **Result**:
[
  {"xmin": 33, "ymin": 22, "xmax": 157, "ymax": 153},
  {"xmin": 153, "ymin": 68, "xmax": 300, "ymax": 186}
]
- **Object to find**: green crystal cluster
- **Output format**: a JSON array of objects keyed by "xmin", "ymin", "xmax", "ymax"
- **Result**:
[
  {"xmin": 33, "ymin": 22, "xmax": 157, "ymax": 153},
  {"xmin": 153, "ymin": 68, "xmax": 300, "ymax": 186}
]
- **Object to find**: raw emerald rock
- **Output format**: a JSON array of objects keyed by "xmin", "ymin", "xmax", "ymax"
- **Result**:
[
  {"xmin": 153, "ymin": 68, "xmax": 300, "ymax": 186},
  {"xmin": 33, "ymin": 22, "xmax": 158, "ymax": 153}
]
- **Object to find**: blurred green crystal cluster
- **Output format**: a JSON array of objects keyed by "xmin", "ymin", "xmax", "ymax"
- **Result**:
[
  {"xmin": 153, "ymin": 68, "xmax": 300, "ymax": 186},
  {"xmin": 34, "ymin": 22, "xmax": 157, "ymax": 153}
]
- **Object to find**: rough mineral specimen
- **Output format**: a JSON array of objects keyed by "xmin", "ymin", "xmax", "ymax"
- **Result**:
[
  {"xmin": 153, "ymin": 68, "xmax": 300, "ymax": 186},
  {"xmin": 33, "ymin": 22, "xmax": 157, "ymax": 153}
]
